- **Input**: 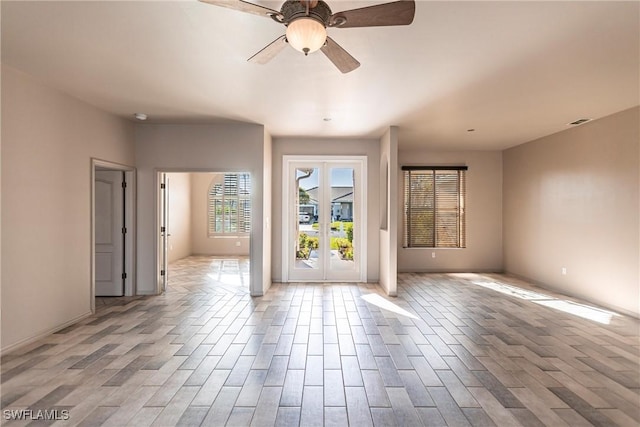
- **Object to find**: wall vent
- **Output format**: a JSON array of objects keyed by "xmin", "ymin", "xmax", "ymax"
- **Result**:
[{"xmin": 568, "ymin": 118, "xmax": 591, "ymax": 126}]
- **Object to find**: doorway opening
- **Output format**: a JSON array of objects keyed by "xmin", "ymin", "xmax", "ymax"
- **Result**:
[
  {"xmin": 167, "ymin": 256, "xmax": 250, "ymax": 294},
  {"xmin": 157, "ymin": 171, "xmax": 253, "ymax": 294},
  {"xmin": 91, "ymin": 159, "xmax": 136, "ymax": 312},
  {"xmin": 283, "ymin": 156, "xmax": 367, "ymax": 282}
]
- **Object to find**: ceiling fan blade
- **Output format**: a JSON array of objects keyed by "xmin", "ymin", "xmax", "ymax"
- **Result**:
[
  {"xmin": 320, "ymin": 37, "xmax": 360, "ymax": 74},
  {"xmin": 248, "ymin": 35, "xmax": 288, "ymax": 64},
  {"xmin": 199, "ymin": 0, "xmax": 280, "ymax": 19},
  {"xmin": 329, "ymin": 0, "xmax": 415, "ymax": 28}
]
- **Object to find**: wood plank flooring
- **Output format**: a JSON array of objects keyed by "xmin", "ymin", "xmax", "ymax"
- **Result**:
[{"xmin": 2, "ymin": 256, "xmax": 639, "ymax": 426}]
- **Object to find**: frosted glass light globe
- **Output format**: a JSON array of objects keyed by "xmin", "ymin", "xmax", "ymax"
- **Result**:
[{"xmin": 286, "ymin": 18, "xmax": 327, "ymax": 55}]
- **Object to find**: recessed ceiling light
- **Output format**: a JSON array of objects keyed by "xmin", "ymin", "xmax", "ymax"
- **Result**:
[
  {"xmin": 568, "ymin": 118, "xmax": 591, "ymax": 126},
  {"xmin": 134, "ymin": 113, "xmax": 148, "ymax": 121}
]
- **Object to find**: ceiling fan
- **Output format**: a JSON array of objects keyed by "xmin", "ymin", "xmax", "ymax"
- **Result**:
[{"xmin": 199, "ymin": 0, "xmax": 416, "ymax": 73}]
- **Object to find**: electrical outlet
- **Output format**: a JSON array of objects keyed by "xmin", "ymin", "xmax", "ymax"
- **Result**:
[
  {"xmin": 561, "ymin": 267, "xmax": 567, "ymax": 275},
  {"xmin": 235, "ymin": 241, "xmax": 241, "ymax": 247},
  {"xmin": 431, "ymin": 252, "xmax": 436, "ymax": 258}
]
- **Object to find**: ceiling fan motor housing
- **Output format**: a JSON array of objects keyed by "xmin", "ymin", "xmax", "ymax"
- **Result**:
[{"xmin": 280, "ymin": 0, "xmax": 332, "ymax": 26}]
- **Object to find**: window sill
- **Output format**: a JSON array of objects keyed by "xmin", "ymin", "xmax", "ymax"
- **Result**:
[{"xmin": 402, "ymin": 247, "xmax": 466, "ymax": 250}]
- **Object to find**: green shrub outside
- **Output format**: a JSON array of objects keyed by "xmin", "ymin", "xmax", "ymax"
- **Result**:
[
  {"xmin": 298, "ymin": 224, "xmax": 354, "ymax": 261},
  {"xmin": 296, "ymin": 233, "xmax": 319, "ymax": 259},
  {"xmin": 333, "ymin": 237, "xmax": 354, "ymax": 260}
]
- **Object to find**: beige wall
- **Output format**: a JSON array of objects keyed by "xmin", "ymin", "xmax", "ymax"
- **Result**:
[
  {"xmin": 190, "ymin": 173, "xmax": 250, "ymax": 256},
  {"xmin": 1, "ymin": 66, "xmax": 135, "ymax": 352},
  {"xmin": 271, "ymin": 138, "xmax": 381, "ymax": 282},
  {"xmin": 503, "ymin": 107, "xmax": 639, "ymax": 316},
  {"xmin": 397, "ymin": 150, "xmax": 503, "ymax": 272},
  {"xmin": 166, "ymin": 173, "xmax": 192, "ymax": 263},
  {"xmin": 134, "ymin": 123, "xmax": 268, "ymax": 296},
  {"xmin": 379, "ymin": 127, "xmax": 398, "ymax": 295}
]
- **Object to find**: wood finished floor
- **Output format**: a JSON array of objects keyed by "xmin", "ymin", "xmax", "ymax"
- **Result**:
[{"xmin": 1, "ymin": 256, "xmax": 639, "ymax": 426}]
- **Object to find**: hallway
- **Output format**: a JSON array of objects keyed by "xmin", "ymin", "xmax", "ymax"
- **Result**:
[{"xmin": 1, "ymin": 265, "xmax": 638, "ymax": 426}]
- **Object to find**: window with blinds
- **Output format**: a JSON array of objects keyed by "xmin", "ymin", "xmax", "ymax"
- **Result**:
[
  {"xmin": 402, "ymin": 166, "xmax": 467, "ymax": 248},
  {"xmin": 207, "ymin": 173, "xmax": 251, "ymax": 236}
]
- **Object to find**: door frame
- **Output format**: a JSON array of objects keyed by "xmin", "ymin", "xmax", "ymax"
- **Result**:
[
  {"xmin": 282, "ymin": 155, "xmax": 367, "ymax": 283},
  {"xmin": 154, "ymin": 169, "xmax": 255, "ymax": 295},
  {"xmin": 159, "ymin": 172, "xmax": 169, "ymax": 294},
  {"xmin": 90, "ymin": 158, "xmax": 136, "ymax": 312}
]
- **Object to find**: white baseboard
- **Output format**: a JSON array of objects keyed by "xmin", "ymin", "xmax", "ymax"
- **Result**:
[{"xmin": 1, "ymin": 311, "xmax": 92, "ymax": 356}]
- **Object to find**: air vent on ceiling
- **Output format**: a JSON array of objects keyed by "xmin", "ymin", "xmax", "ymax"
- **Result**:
[{"xmin": 568, "ymin": 118, "xmax": 591, "ymax": 126}]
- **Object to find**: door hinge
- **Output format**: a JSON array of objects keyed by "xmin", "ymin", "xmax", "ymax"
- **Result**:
[
  {"xmin": 122, "ymin": 272, "xmax": 127, "ymax": 279},
  {"xmin": 160, "ymin": 183, "xmax": 166, "ymax": 189},
  {"xmin": 160, "ymin": 270, "xmax": 165, "ymax": 276},
  {"xmin": 122, "ymin": 181, "xmax": 127, "ymax": 188},
  {"xmin": 160, "ymin": 226, "xmax": 166, "ymax": 233},
  {"xmin": 122, "ymin": 227, "xmax": 127, "ymax": 234}
]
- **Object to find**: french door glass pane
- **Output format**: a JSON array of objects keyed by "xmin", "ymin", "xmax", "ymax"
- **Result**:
[
  {"xmin": 330, "ymin": 167, "xmax": 355, "ymax": 272},
  {"xmin": 295, "ymin": 167, "xmax": 320, "ymax": 270}
]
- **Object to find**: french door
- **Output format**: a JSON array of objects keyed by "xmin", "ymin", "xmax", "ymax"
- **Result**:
[{"xmin": 284, "ymin": 156, "xmax": 366, "ymax": 282}]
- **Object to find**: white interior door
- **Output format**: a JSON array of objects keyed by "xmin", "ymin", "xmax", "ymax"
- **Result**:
[
  {"xmin": 286, "ymin": 157, "xmax": 366, "ymax": 282},
  {"xmin": 95, "ymin": 170, "xmax": 124, "ymax": 296}
]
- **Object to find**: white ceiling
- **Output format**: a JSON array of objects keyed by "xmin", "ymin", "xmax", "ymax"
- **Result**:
[{"xmin": 2, "ymin": 1, "xmax": 638, "ymax": 150}]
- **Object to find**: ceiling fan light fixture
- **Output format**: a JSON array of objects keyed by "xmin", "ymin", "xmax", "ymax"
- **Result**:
[{"xmin": 286, "ymin": 17, "xmax": 327, "ymax": 55}]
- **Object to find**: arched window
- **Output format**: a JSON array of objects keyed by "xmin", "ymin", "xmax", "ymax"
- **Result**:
[{"xmin": 208, "ymin": 172, "xmax": 251, "ymax": 236}]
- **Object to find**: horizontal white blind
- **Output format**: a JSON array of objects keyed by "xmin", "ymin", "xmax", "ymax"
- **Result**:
[{"xmin": 403, "ymin": 167, "xmax": 466, "ymax": 248}]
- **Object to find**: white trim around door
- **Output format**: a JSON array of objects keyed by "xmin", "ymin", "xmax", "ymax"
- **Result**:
[
  {"xmin": 90, "ymin": 158, "xmax": 136, "ymax": 312},
  {"xmin": 282, "ymin": 155, "xmax": 367, "ymax": 283}
]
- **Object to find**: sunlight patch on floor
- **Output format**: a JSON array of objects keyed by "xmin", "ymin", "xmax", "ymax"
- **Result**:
[
  {"xmin": 533, "ymin": 299, "xmax": 617, "ymax": 325},
  {"xmin": 208, "ymin": 273, "xmax": 244, "ymax": 286},
  {"xmin": 469, "ymin": 279, "xmax": 618, "ymax": 325},
  {"xmin": 361, "ymin": 293, "xmax": 418, "ymax": 319}
]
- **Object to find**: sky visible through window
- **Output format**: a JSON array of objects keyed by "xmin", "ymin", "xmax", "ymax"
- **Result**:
[{"xmin": 297, "ymin": 168, "xmax": 353, "ymax": 189}]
